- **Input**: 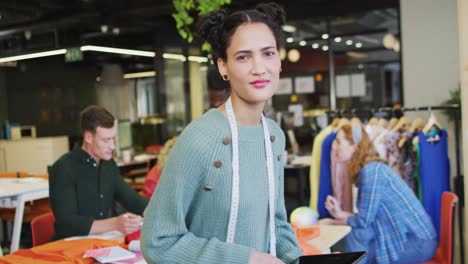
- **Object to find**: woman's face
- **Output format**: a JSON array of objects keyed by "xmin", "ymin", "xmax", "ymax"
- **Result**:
[
  {"xmin": 217, "ymin": 22, "xmax": 281, "ymax": 106},
  {"xmin": 334, "ymin": 130, "xmax": 357, "ymax": 161}
]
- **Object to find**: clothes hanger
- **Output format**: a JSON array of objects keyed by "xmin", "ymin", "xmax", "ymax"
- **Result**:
[
  {"xmin": 350, "ymin": 117, "xmax": 362, "ymax": 125},
  {"xmin": 422, "ymin": 107, "xmax": 443, "ymax": 135},
  {"xmin": 334, "ymin": 118, "xmax": 350, "ymax": 131},
  {"xmin": 368, "ymin": 117, "xmax": 378, "ymax": 126},
  {"xmin": 386, "ymin": 117, "xmax": 398, "ymax": 130},
  {"xmin": 398, "ymin": 117, "xmax": 425, "ymax": 148},
  {"xmin": 330, "ymin": 117, "xmax": 340, "ymax": 128},
  {"xmin": 377, "ymin": 118, "xmax": 388, "ymax": 129},
  {"xmin": 409, "ymin": 118, "xmax": 425, "ymax": 133},
  {"xmin": 392, "ymin": 116, "xmax": 411, "ymax": 132}
]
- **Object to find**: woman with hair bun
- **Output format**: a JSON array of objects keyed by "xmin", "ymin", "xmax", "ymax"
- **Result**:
[
  {"xmin": 141, "ymin": 3, "xmax": 302, "ymax": 264},
  {"xmin": 319, "ymin": 122, "xmax": 437, "ymax": 264}
]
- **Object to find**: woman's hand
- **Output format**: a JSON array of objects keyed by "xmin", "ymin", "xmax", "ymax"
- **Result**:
[
  {"xmin": 325, "ymin": 195, "xmax": 345, "ymax": 220},
  {"xmin": 249, "ymin": 251, "xmax": 285, "ymax": 264}
]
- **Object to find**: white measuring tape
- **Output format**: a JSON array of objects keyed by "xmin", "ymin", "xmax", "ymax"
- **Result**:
[{"xmin": 225, "ymin": 97, "xmax": 276, "ymax": 256}]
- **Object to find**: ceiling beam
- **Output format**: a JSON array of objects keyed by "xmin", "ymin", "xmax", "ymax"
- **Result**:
[{"xmin": 284, "ymin": 0, "xmax": 399, "ymax": 20}]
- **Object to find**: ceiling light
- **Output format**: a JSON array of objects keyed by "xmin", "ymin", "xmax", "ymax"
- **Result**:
[
  {"xmin": 322, "ymin": 45, "xmax": 329, "ymax": 51},
  {"xmin": 112, "ymin": 27, "xmax": 120, "ymax": 35},
  {"xmin": 346, "ymin": 40, "xmax": 353, "ymax": 45},
  {"xmin": 299, "ymin": 40, "xmax": 306, "ymax": 46},
  {"xmin": 346, "ymin": 51, "xmax": 368, "ymax": 58},
  {"xmin": 287, "ymin": 49, "xmax": 300, "ymax": 63},
  {"xmin": 286, "ymin": 37, "xmax": 294, "ymax": 43},
  {"xmin": 24, "ymin": 30, "xmax": 32, "ymax": 40},
  {"xmin": 100, "ymin": 25, "xmax": 109, "ymax": 33},
  {"xmin": 188, "ymin": 56, "xmax": 208, "ymax": 63},
  {"xmin": 334, "ymin": 37, "xmax": 342, "ymax": 43},
  {"xmin": 163, "ymin": 53, "xmax": 186, "ymax": 61},
  {"xmin": 355, "ymin": 42, "xmax": 363, "ymax": 48},
  {"xmin": 80, "ymin": 45, "xmax": 155, "ymax": 57},
  {"xmin": 383, "ymin": 34, "xmax": 396, "ymax": 49},
  {"xmin": 0, "ymin": 49, "xmax": 66, "ymax": 63},
  {"xmin": 124, "ymin": 71, "xmax": 156, "ymax": 79},
  {"xmin": 321, "ymin": 34, "xmax": 329, "ymax": 40},
  {"xmin": 393, "ymin": 40, "xmax": 400, "ymax": 52},
  {"xmin": 282, "ymin": 25, "xmax": 296, "ymax": 33},
  {"xmin": 279, "ymin": 48, "xmax": 286, "ymax": 60},
  {"xmin": 312, "ymin": 43, "xmax": 319, "ymax": 49}
]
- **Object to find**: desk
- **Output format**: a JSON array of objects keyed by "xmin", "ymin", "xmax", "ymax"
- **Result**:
[
  {"xmin": 117, "ymin": 155, "xmax": 157, "ymax": 186},
  {"xmin": 0, "ymin": 178, "xmax": 49, "ymax": 253},
  {"xmin": 307, "ymin": 225, "xmax": 351, "ymax": 253}
]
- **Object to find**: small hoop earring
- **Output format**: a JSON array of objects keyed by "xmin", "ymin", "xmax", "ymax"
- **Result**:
[{"xmin": 222, "ymin": 74, "xmax": 229, "ymax": 81}]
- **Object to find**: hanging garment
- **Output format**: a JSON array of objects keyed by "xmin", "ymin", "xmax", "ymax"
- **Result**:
[
  {"xmin": 317, "ymin": 131, "xmax": 336, "ymax": 218},
  {"xmin": 385, "ymin": 131, "xmax": 401, "ymax": 174},
  {"xmin": 374, "ymin": 129, "xmax": 389, "ymax": 160},
  {"xmin": 418, "ymin": 129, "xmax": 450, "ymax": 238},
  {"xmin": 399, "ymin": 131, "xmax": 419, "ymax": 194},
  {"xmin": 309, "ymin": 126, "xmax": 333, "ymax": 209},
  {"xmin": 331, "ymin": 143, "xmax": 353, "ymax": 212}
]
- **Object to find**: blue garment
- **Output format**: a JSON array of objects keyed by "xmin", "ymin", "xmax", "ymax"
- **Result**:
[
  {"xmin": 344, "ymin": 226, "xmax": 437, "ymax": 264},
  {"xmin": 347, "ymin": 162, "xmax": 437, "ymax": 264},
  {"xmin": 317, "ymin": 132, "xmax": 336, "ymax": 218},
  {"xmin": 418, "ymin": 129, "xmax": 450, "ymax": 238}
]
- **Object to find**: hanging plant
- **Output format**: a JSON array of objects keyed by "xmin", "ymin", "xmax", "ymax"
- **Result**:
[
  {"xmin": 172, "ymin": 0, "xmax": 231, "ymax": 51},
  {"xmin": 441, "ymin": 85, "xmax": 461, "ymax": 122}
]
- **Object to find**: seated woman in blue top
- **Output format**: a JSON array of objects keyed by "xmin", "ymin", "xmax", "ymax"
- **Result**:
[
  {"xmin": 319, "ymin": 122, "xmax": 437, "ymax": 264},
  {"xmin": 141, "ymin": 3, "xmax": 301, "ymax": 264}
]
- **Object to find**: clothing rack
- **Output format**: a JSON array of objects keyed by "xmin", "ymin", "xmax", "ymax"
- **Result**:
[
  {"xmin": 401, "ymin": 104, "xmax": 463, "ymax": 264},
  {"xmin": 327, "ymin": 104, "xmax": 463, "ymax": 263}
]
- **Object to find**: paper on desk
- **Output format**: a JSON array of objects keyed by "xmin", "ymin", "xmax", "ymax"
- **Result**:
[
  {"xmin": 85, "ymin": 246, "xmax": 135, "ymax": 263},
  {"xmin": 65, "ymin": 231, "xmax": 125, "ymax": 242},
  {"xmin": 83, "ymin": 247, "xmax": 111, "ymax": 258},
  {"xmin": 112, "ymin": 252, "xmax": 147, "ymax": 264}
]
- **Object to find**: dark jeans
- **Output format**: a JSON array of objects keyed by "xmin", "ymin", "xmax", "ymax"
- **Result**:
[{"xmin": 344, "ymin": 226, "xmax": 437, "ymax": 264}]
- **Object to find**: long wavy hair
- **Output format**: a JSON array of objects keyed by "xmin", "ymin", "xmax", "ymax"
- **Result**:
[
  {"xmin": 340, "ymin": 124, "xmax": 384, "ymax": 183},
  {"xmin": 157, "ymin": 136, "xmax": 179, "ymax": 173}
]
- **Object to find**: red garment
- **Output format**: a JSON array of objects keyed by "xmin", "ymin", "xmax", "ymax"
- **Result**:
[
  {"xmin": 142, "ymin": 164, "xmax": 162, "ymax": 199},
  {"xmin": 290, "ymin": 224, "xmax": 322, "ymax": 255},
  {"xmin": 125, "ymin": 230, "xmax": 141, "ymax": 244}
]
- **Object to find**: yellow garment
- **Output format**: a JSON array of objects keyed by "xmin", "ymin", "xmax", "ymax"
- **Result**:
[{"xmin": 309, "ymin": 126, "xmax": 333, "ymax": 209}]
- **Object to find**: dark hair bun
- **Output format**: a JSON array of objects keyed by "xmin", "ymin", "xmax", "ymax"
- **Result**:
[
  {"xmin": 256, "ymin": 3, "xmax": 286, "ymax": 26},
  {"xmin": 198, "ymin": 10, "xmax": 226, "ymax": 51}
]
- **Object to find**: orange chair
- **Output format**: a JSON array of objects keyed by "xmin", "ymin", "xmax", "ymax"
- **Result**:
[
  {"xmin": 422, "ymin": 191, "xmax": 459, "ymax": 264},
  {"xmin": 31, "ymin": 212, "xmax": 55, "ymax": 247}
]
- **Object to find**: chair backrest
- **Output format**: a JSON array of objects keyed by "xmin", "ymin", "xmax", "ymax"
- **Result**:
[
  {"xmin": 437, "ymin": 191, "xmax": 458, "ymax": 264},
  {"xmin": 31, "ymin": 212, "xmax": 55, "ymax": 247}
]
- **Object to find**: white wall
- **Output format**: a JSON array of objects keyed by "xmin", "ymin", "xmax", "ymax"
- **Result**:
[
  {"xmin": 400, "ymin": 0, "xmax": 461, "ymax": 178},
  {"xmin": 401, "ymin": 0, "xmax": 459, "ymax": 107}
]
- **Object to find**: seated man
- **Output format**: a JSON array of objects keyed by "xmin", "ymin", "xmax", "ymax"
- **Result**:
[{"xmin": 49, "ymin": 105, "xmax": 148, "ymax": 240}]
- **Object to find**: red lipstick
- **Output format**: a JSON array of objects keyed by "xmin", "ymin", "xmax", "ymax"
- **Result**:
[{"xmin": 250, "ymin": 80, "xmax": 270, "ymax": 88}]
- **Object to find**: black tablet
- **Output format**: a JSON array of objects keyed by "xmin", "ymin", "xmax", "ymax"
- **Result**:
[{"xmin": 299, "ymin": 251, "xmax": 367, "ymax": 264}]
